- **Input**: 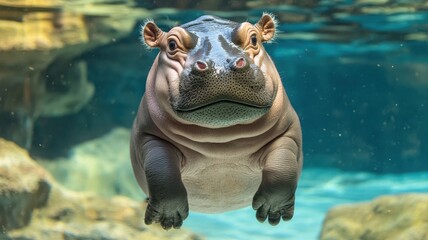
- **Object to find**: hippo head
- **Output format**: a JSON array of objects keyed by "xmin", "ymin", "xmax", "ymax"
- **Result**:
[{"xmin": 143, "ymin": 14, "xmax": 279, "ymax": 128}]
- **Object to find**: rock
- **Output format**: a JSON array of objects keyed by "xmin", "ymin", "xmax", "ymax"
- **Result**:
[
  {"xmin": 0, "ymin": 138, "xmax": 51, "ymax": 230},
  {"xmin": 37, "ymin": 127, "xmax": 141, "ymax": 200},
  {"xmin": 0, "ymin": 138, "xmax": 203, "ymax": 239},
  {"xmin": 320, "ymin": 194, "xmax": 428, "ymax": 240},
  {"xmin": 0, "ymin": 0, "xmax": 148, "ymax": 148}
]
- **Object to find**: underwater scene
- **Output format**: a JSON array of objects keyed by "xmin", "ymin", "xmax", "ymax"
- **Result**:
[{"xmin": 1, "ymin": 0, "xmax": 428, "ymax": 239}]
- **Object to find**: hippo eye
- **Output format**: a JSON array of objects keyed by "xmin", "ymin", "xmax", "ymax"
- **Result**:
[
  {"xmin": 168, "ymin": 40, "xmax": 177, "ymax": 51},
  {"xmin": 250, "ymin": 34, "xmax": 257, "ymax": 46}
]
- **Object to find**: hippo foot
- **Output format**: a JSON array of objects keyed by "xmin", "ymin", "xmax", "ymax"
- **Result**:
[
  {"xmin": 145, "ymin": 198, "xmax": 189, "ymax": 230},
  {"xmin": 252, "ymin": 189, "xmax": 295, "ymax": 226}
]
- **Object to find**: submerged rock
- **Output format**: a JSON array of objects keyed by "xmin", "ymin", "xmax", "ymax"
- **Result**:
[
  {"xmin": 320, "ymin": 194, "xmax": 428, "ymax": 240},
  {"xmin": 0, "ymin": 138, "xmax": 203, "ymax": 240},
  {"xmin": 0, "ymin": 139, "xmax": 51, "ymax": 230},
  {"xmin": 38, "ymin": 127, "xmax": 141, "ymax": 200}
]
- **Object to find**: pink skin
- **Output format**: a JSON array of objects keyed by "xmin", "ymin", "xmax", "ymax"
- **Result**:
[{"xmin": 130, "ymin": 14, "xmax": 303, "ymax": 229}]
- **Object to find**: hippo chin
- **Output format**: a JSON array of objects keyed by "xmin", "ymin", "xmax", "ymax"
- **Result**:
[{"xmin": 130, "ymin": 14, "xmax": 303, "ymax": 229}]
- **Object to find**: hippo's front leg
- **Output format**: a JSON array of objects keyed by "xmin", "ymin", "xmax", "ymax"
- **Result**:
[
  {"xmin": 252, "ymin": 130, "xmax": 302, "ymax": 226},
  {"xmin": 138, "ymin": 136, "xmax": 189, "ymax": 229}
]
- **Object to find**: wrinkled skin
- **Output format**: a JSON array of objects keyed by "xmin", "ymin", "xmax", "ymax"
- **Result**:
[{"xmin": 130, "ymin": 14, "xmax": 303, "ymax": 229}]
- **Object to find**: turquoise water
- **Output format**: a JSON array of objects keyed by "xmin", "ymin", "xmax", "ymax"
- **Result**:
[{"xmin": 185, "ymin": 168, "xmax": 428, "ymax": 239}]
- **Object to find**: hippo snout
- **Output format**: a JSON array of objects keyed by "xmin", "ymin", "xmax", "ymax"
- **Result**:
[{"xmin": 173, "ymin": 59, "xmax": 272, "ymax": 112}]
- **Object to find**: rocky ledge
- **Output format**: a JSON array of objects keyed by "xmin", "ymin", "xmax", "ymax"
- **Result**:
[
  {"xmin": 320, "ymin": 194, "xmax": 428, "ymax": 240},
  {"xmin": 0, "ymin": 138, "xmax": 202, "ymax": 240}
]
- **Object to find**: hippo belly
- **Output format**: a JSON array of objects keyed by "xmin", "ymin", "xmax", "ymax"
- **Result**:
[{"xmin": 182, "ymin": 160, "xmax": 262, "ymax": 213}]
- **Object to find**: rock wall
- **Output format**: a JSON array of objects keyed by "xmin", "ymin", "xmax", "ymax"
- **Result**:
[{"xmin": 0, "ymin": 138, "xmax": 203, "ymax": 239}]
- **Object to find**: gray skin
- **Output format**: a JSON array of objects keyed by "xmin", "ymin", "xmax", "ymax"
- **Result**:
[{"xmin": 130, "ymin": 14, "xmax": 303, "ymax": 230}]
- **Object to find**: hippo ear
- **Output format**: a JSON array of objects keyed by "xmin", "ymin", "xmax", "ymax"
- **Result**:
[
  {"xmin": 256, "ymin": 13, "xmax": 277, "ymax": 42},
  {"xmin": 142, "ymin": 21, "xmax": 165, "ymax": 48}
]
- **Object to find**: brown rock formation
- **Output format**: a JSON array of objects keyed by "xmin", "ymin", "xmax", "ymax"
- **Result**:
[
  {"xmin": 0, "ymin": 138, "xmax": 51, "ymax": 230},
  {"xmin": 0, "ymin": 138, "xmax": 203, "ymax": 239},
  {"xmin": 320, "ymin": 194, "xmax": 428, "ymax": 240}
]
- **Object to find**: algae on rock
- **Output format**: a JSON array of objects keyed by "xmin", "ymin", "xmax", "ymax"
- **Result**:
[{"xmin": 320, "ymin": 194, "xmax": 428, "ymax": 240}]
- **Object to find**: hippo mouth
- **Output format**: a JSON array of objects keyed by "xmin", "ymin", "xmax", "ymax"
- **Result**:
[
  {"xmin": 175, "ymin": 99, "xmax": 271, "ymax": 112},
  {"xmin": 172, "ymin": 90, "xmax": 275, "ymax": 127},
  {"xmin": 173, "ymin": 100, "xmax": 271, "ymax": 128}
]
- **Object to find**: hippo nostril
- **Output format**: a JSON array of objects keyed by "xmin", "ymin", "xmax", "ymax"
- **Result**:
[
  {"xmin": 195, "ymin": 60, "xmax": 208, "ymax": 71},
  {"xmin": 236, "ymin": 58, "xmax": 245, "ymax": 68},
  {"xmin": 231, "ymin": 57, "xmax": 248, "ymax": 70}
]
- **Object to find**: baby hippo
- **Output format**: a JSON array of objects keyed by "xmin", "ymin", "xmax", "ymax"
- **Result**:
[{"xmin": 130, "ymin": 14, "xmax": 303, "ymax": 229}]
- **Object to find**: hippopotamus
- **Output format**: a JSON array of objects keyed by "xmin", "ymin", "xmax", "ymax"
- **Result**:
[{"xmin": 130, "ymin": 14, "xmax": 303, "ymax": 229}]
